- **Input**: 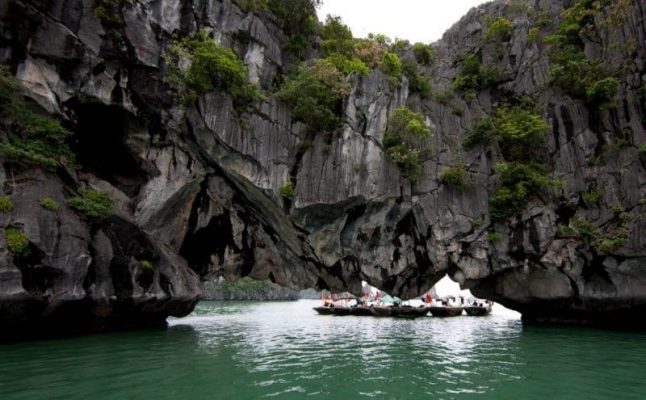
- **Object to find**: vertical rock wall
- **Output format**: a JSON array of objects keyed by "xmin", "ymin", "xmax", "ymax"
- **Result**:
[{"xmin": 0, "ymin": 0, "xmax": 645, "ymax": 329}]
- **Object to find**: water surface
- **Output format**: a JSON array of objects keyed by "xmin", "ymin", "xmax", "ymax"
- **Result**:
[{"xmin": 1, "ymin": 300, "xmax": 645, "ymax": 399}]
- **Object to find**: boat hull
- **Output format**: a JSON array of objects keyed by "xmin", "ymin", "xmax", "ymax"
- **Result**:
[
  {"xmin": 331, "ymin": 307, "xmax": 353, "ymax": 316},
  {"xmin": 464, "ymin": 306, "xmax": 492, "ymax": 316},
  {"xmin": 371, "ymin": 307, "xmax": 393, "ymax": 317},
  {"xmin": 313, "ymin": 306, "xmax": 334, "ymax": 315},
  {"xmin": 391, "ymin": 307, "xmax": 429, "ymax": 318},
  {"xmin": 428, "ymin": 306, "xmax": 464, "ymax": 317},
  {"xmin": 352, "ymin": 306, "xmax": 374, "ymax": 316}
]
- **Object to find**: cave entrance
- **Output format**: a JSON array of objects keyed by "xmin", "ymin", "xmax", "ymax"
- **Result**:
[{"xmin": 72, "ymin": 102, "xmax": 149, "ymax": 197}]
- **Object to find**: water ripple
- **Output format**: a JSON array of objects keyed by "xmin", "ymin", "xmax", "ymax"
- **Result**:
[{"xmin": 1, "ymin": 301, "xmax": 646, "ymax": 399}]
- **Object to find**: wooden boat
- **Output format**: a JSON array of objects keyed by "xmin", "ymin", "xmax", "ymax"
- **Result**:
[
  {"xmin": 464, "ymin": 305, "xmax": 492, "ymax": 316},
  {"xmin": 428, "ymin": 306, "xmax": 464, "ymax": 317},
  {"xmin": 391, "ymin": 306, "xmax": 429, "ymax": 318},
  {"xmin": 351, "ymin": 306, "xmax": 374, "ymax": 316},
  {"xmin": 331, "ymin": 307, "xmax": 353, "ymax": 316},
  {"xmin": 313, "ymin": 306, "xmax": 334, "ymax": 315},
  {"xmin": 371, "ymin": 306, "xmax": 393, "ymax": 317}
]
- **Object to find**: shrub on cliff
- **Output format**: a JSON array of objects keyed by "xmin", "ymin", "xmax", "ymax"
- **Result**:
[
  {"xmin": 489, "ymin": 162, "xmax": 551, "ymax": 220},
  {"xmin": 92, "ymin": 0, "xmax": 126, "ymax": 45},
  {"xmin": 379, "ymin": 52, "xmax": 403, "ymax": 80},
  {"xmin": 233, "ymin": 0, "xmax": 268, "ymax": 13},
  {"xmin": 279, "ymin": 182, "xmax": 295, "ymax": 200},
  {"xmin": 39, "ymin": 196, "xmax": 59, "ymax": 211},
  {"xmin": 464, "ymin": 102, "xmax": 553, "ymax": 220},
  {"xmin": 453, "ymin": 54, "xmax": 502, "ymax": 97},
  {"xmin": 319, "ymin": 16, "xmax": 369, "ymax": 76},
  {"xmin": 320, "ymin": 15, "xmax": 354, "ymax": 57},
  {"xmin": 325, "ymin": 54, "xmax": 369, "ymax": 77},
  {"xmin": 464, "ymin": 104, "xmax": 549, "ymax": 161},
  {"xmin": 440, "ymin": 165, "xmax": 467, "ymax": 188},
  {"xmin": 383, "ymin": 107, "xmax": 431, "ymax": 181},
  {"xmin": 68, "ymin": 189, "xmax": 114, "ymax": 221},
  {"xmin": 165, "ymin": 31, "xmax": 262, "ymax": 112},
  {"xmin": 0, "ymin": 66, "xmax": 75, "ymax": 170},
  {"xmin": 402, "ymin": 60, "xmax": 431, "ymax": 98},
  {"xmin": 140, "ymin": 260, "xmax": 155, "ymax": 270},
  {"xmin": 268, "ymin": 0, "xmax": 321, "ymax": 58},
  {"xmin": 353, "ymin": 39, "xmax": 385, "ymax": 68},
  {"xmin": 545, "ymin": 0, "xmax": 619, "ymax": 109},
  {"xmin": 276, "ymin": 59, "xmax": 351, "ymax": 131},
  {"xmin": 412, "ymin": 42, "xmax": 434, "ymax": 65},
  {"xmin": 485, "ymin": 18, "xmax": 513, "ymax": 41},
  {"xmin": 0, "ymin": 196, "xmax": 13, "ymax": 213},
  {"xmin": 5, "ymin": 227, "xmax": 29, "ymax": 256}
]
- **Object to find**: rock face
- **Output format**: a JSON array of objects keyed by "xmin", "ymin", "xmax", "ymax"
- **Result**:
[{"xmin": 0, "ymin": 0, "xmax": 645, "ymax": 330}]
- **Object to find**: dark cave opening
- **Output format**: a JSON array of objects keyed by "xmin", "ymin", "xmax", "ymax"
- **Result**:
[
  {"xmin": 71, "ymin": 102, "xmax": 150, "ymax": 197},
  {"xmin": 180, "ymin": 211, "xmax": 237, "ymax": 277}
]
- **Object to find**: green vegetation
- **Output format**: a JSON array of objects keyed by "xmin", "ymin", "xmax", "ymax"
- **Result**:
[
  {"xmin": 353, "ymin": 38, "xmax": 385, "ymax": 68},
  {"xmin": 93, "ymin": 0, "xmax": 125, "ymax": 44},
  {"xmin": 434, "ymin": 90, "xmax": 454, "ymax": 105},
  {"xmin": 277, "ymin": 62, "xmax": 348, "ymax": 130},
  {"xmin": 402, "ymin": 60, "xmax": 431, "ymax": 98},
  {"xmin": 379, "ymin": 52, "xmax": 403, "ymax": 80},
  {"xmin": 68, "ymin": 189, "xmax": 114, "ymax": 221},
  {"xmin": 486, "ymin": 18, "xmax": 513, "ymax": 41},
  {"xmin": 320, "ymin": 15, "xmax": 354, "ymax": 56},
  {"xmin": 268, "ymin": 0, "xmax": 321, "ymax": 58},
  {"xmin": 140, "ymin": 260, "xmax": 155, "ymax": 270},
  {"xmin": 5, "ymin": 227, "xmax": 29, "ymax": 256},
  {"xmin": 39, "ymin": 196, "xmax": 59, "ymax": 211},
  {"xmin": 0, "ymin": 196, "xmax": 13, "ymax": 213},
  {"xmin": 528, "ymin": 10, "xmax": 551, "ymax": 43},
  {"xmin": 203, "ymin": 277, "xmax": 299, "ymax": 301},
  {"xmin": 383, "ymin": 107, "xmax": 431, "ymax": 181},
  {"xmin": 571, "ymin": 216, "xmax": 630, "ymax": 253},
  {"xmin": 325, "ymin": 54, "xmax": 370, "ymax": 76},
  {"xmin": 585, "ymin": 77, "xmax": 620, "ymax": 109},
  {"xmin": 582, "ymin": 190, "xmax": 602, "ymax": 205},
  {"xmin": 276, "ymin": 59, "xmax": 351, "ymax": 131},
  {"xmin": 528, "ymin": 27, "xmax": 540, "ymax": 43},
  {"xmin": 545, "ymin": 0, "xmax": 619, "ymax": 109},
  {"xmin": 489, "ymin": 162, "xmax": 552, "ymax": 220},
  {"xmin": 280, "ymin": 182, "xmax": 295, "ymax": 200},
  {"xmin": 464, "ymin": 104, "xmax": 549, "ymax": 161},
  {"xmin": 464, "ymin": 118, "xmax": 495, "ymax": 148},
  {"xmin": 392, "ymin": 39, "xmax": 409, "ymax": 54},
  {"xmin": 591, "ymin": 139, "xmax": 630, "ymax": 165},
  {"xmin": 0, "ymin": 66, "xmax": 75, "ymax": 170},
  {"xmin": 453, "ymin": 54, "xmax": 501, "ymax": 97},
  {"xmin": 464, "ymin": 101, "xmax": 553, "ymax": 221},
  {"xmin": 485, "ymin": 231, "xmax": 502, "ymax": 242},
  {"xmin": 165, "ymin": 30, "xmax": 262, "ymax": 112},
  {"xmin": 233, "ymin": 0, "xmax": 268, "ymax": 13},
  {"xmin": 412, "ymin": 42, "xmax": 434, "ymax": 65},
  {"xmin": 319, "ymin": 17, "xmax": 370, "ymax": 76},
  {"xmin": 638, "ymin": 144, "xmax": 646, "ymax": 155},
  {"xmin": 440, "ymin": 165, "xmax": 467, "ymax": 188}
]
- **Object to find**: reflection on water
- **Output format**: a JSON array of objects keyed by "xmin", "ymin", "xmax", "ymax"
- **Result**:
[{"xmin": 0, "ymin": 301, "xmax": 645, "ymax": 399}]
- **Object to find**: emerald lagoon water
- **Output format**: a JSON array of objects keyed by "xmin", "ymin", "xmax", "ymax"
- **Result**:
[{"xmin": 1, "ymin": 300, "xmax": 646, "ymax": 399}]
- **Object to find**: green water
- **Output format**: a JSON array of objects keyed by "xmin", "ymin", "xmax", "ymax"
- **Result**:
[{"xmin": 1, "ymin": 301, "xmax": 646, "ymax": 399}]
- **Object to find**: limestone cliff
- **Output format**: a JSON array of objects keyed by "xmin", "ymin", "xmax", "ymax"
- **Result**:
[{"xmin": 0, "ymin": 0, "xmax": 645, "ymax": 331}]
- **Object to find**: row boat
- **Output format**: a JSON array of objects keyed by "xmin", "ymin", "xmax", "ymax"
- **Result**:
[
  {"xmin": 315, "ymin": 302, "xmax": 493, "ymax": 318},
  {"xmin": 427, "ymin": 306, "xmax": 464, "ymax": 317},
  {"xmin": 464, "ymin": 305, "xmax": 492, "ymax": 316}
]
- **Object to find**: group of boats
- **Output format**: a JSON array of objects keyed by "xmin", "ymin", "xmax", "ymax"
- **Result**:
[{"xmin": 313, "ymin": 296, "xmax": 493, "ymax": 319}]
